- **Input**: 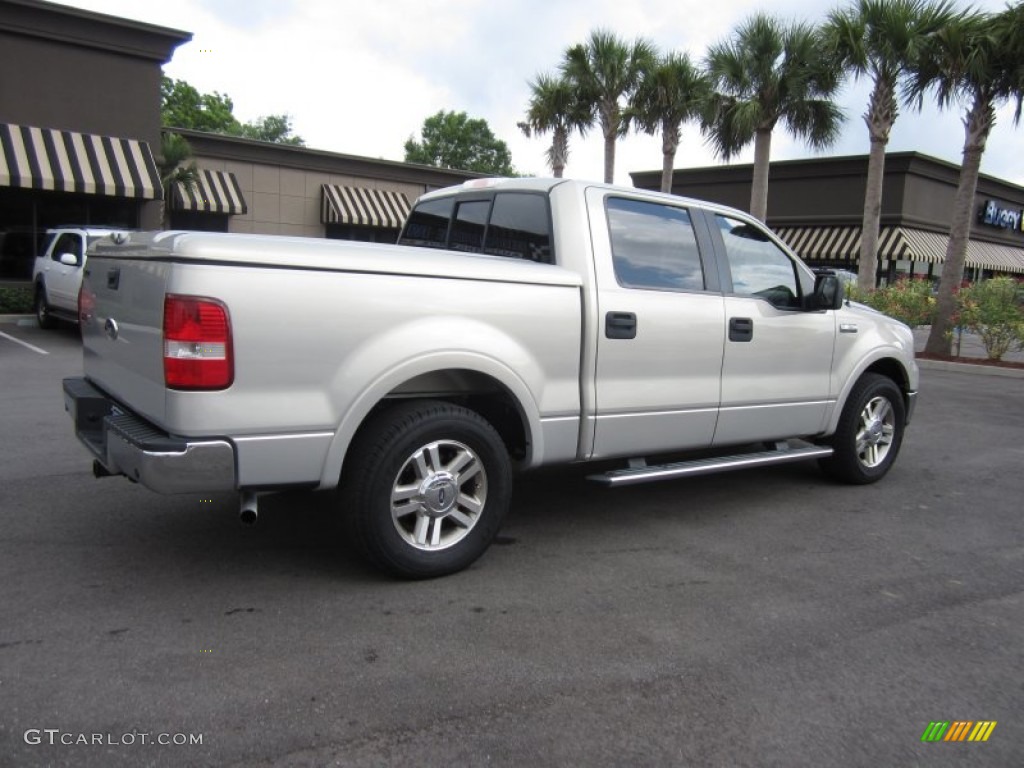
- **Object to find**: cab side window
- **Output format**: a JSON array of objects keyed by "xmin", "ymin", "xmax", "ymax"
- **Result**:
[
  {"xmin": 715, "ymin": 215, "xmax": 800, "ymax": 309},
  {"xmin": 606, "ymin": 197, "xmax": 705, "ymax": 292}
]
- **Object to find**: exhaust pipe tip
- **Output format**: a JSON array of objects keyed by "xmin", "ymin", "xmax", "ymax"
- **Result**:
[{"xmin": 239, "ymin": 491, "xmax": 259, "ymax": 525}]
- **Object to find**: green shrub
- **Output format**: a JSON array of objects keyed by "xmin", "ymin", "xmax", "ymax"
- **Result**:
[
  {"xmin": 956, "ymin": 276, "xmax": 1024, "ymax": 361},
  {"xmin": 0, "ymin": 286, "xmax": 33, "ymax": 314},
  {"xmin": 850, "ymin": 278, "xmax": 936, "ymax": 329}
]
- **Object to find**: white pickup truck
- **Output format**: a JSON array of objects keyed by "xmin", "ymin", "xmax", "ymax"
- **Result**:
[
  {"xmin": 63, "ymin": 178, "xmax": 918, "ymax": 578},
  {"xmin": 33, "ymin": 226, "xmax": 130, "ymax": 328}
]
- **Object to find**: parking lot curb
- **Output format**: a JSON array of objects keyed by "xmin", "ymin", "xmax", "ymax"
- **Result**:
[{"xmin": 916, "ymin": 357, "xmax": 1024, "ymax": 379}]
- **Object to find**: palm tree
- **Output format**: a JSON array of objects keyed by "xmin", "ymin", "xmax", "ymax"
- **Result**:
[
  {"xmin": 704, "ymin": 13, "xmax": 844, "ymax": 221},
  {"xmin": 158, "ymin": 132, "xmax": 200, "ymax": 229},
  {"xmin": 911, "ymin": 4, "xmax": 1024, "ymax": 356},
  {"xmin": 626, "ymin": 52, "xmax": 711, "ymax": 193},
  {"xmin": 823, "ymin": 0, "xmax": 960, "ymax": 292},
  {"xmin": 518, "ymin": 73, "xmax": 592, "ymax": 178},
  {"xmin": 562, "ymin": 29, "xmax": 657, "ymax": 184}
]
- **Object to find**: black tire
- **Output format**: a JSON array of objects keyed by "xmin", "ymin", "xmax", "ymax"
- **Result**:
[
  {"xmin": 819, "ymin": 373, "xmax": 905, "ymax": 485},
  {"xmin": 341, "ymin": 400, "xmax": 512, "ymax": 579},
  {"xmin": 35, "ymin": 284, "xmax": 57, "ymax": 329}
]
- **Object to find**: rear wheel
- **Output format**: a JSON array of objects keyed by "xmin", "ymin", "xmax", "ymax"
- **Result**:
[
  {"xmin": 341, "ymin": 400, "xmax": 512, "ymax": 579},
  {"xmin": 35, "ymin": 284, "xmax": 57, "ymax": 329},
  {"xmin": 819, "ymin": 373, "xmax": 905, "ymax": 484}
]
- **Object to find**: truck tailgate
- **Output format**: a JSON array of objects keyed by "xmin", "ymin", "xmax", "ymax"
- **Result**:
[{"xmin": 81, "ymin": 253, "xmax": 170, "ymax": 428}]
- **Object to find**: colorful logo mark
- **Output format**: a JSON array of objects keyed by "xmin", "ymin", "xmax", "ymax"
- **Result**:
[{"xmin": 921, "ymin": 721, "xmax": 997, "ymax": 742}]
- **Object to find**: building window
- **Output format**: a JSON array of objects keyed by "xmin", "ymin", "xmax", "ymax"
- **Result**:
[
  {"xmin": 168, "ymin": 211, "xmax": 230, "ymax": 232},
  {"xmin": 325, "ymin": 224, "xmax": 400, "ymax": 243}
]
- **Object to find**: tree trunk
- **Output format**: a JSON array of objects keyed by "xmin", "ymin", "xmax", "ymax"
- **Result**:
[
  {"xmin": 749, "ymin": 128, "xmax": 772, "ymax": 221},
  {"xmin": 551, "ymin": 127, "xmax": 567, "ymax": 179},
  {"xmin": 601, "ymin": 101, "xmax": 618, "ymax": 184},
  {"xmin": 923, "ymin": 97, "xmax": 994, "ymax": 357},
  {"xmin": 660, "ymin": 127, "xmax": 679, "ymax": 194},
  {"xmin": 857, "ymin": 136, "xmax": 888, "ymax": 291},
  {"xmin": 603, "ymin": 132, "xmax": 616, "ymax": 184},
  {"xmin": 858, "ymin": 77, "xmax": 897, "ymax": 292},
  {"xmin": 660, "ymin": 150, "xmax": 675, "ymax": 193}
]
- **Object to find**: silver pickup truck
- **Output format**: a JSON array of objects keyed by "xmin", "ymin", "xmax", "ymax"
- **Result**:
[{"xmin": 63, "ymin": 178, "xmax": 918, "ymax": 578}]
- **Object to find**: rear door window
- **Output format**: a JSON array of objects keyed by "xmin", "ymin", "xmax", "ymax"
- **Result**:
[{"xmin": 606, "ymin": 197, "xmax": 705, "ymax": 292}]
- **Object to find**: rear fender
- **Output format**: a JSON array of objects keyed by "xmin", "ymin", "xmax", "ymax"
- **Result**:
[{"xmin": 318, "ymin": 318, "xmax": 550, "ymax": 490}]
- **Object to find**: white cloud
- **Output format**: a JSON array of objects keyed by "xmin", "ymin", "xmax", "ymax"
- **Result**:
[{"xmin": 61, "ymin": 0, "xmax": 1024, "ymax": 186}]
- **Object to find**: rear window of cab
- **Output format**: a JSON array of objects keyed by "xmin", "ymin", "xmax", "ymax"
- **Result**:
[{"xmin": 399, "ymin": 192, "xmax": 554, "ymax": 264}]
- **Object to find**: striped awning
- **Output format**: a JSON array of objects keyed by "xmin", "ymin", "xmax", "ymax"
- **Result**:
[
  {"xmin": 963, "ymin": 238, "xmax": 1024, "ymax": 274},
  {"xmin": 321, "ymin": 185, "xmax": 411, "ymax": 228},
  {"xmin": 878, "ymin": 227, "xmax": 944, "ymax": 263},
  {"xmin": 774, "ymin": 225, "xmax": 861, "ymax": 260},
  {"xmin": 0, "ymin": 122, "xmax": 160, "ymax": 199},
  {"xmin": 170, "ymin": 169, "xmax": 247, "ymax": 214},
  {"xmin": 775, "ymin": 225, "xmax": 1024, "ymax": 273}
]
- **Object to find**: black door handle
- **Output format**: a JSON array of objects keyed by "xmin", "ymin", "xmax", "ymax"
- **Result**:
[
  {"xmin": 605, "ymin": 311, "xmax": 637, "ymax": 339},
  {"xmin": 729, "ymin": 317, "xmax": 753, "ymax": 342}
]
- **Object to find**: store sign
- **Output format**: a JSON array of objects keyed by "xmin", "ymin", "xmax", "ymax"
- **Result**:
[{"xmin": 978, "ymin": 199, "xmax": 1024, "ymax": 234}]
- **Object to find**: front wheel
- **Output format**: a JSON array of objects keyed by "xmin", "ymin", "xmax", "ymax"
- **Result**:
[
  {"xmin": 819, "ymin": 373, "xmax": 906, "ymax": 484},
  {"xmin": 341, "ymin": 400, "xmax": 512, "ymax": 579},
  {"xmin": 35, "ymin": 285, "xmax": 57, "ymax": 329}
]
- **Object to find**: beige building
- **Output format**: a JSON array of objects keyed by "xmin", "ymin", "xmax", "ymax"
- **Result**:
[
  {"xmin": 167, "ymin": 129, "xmax": 480, "ymax": 243},
  {"xmin": 0, "ymin": 0, "xmax": 480, "ymax": 282}
]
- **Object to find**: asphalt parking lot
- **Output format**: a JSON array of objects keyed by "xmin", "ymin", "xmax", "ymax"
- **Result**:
[{"xmin": 1, "ymin": 318, "xmax": 1022, "ymax": 767}]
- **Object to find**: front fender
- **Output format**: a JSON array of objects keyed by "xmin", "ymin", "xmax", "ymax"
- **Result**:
[{"xmin": 826, "ymin": 310, "xmax": 918, "ymax": 434}]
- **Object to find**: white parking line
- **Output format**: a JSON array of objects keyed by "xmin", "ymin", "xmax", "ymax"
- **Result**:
[{"xmin": 0, "ymin": 331, "xmax": 49, "ymax": 355}]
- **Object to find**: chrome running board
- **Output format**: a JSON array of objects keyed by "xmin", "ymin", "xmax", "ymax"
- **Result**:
[{"xmin": 588, "ymin": 441, "xmax": 834, "ymax": 487}]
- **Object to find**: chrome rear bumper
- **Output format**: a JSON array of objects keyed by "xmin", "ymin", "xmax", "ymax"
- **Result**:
[{"xmin": 63, "ymin": 377, "xmax": 236, "ymax": 493}]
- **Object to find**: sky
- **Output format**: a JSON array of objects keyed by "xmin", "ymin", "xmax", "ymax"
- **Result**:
[{"xmin": 60, "ymin": 0, "xmax": 1024, "ymax": 187}]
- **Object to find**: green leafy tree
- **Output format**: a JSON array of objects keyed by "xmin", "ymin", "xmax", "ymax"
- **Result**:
[
  {"xmin": 404, "ymin": 110, "xmax": 516, "ymax": 175},
  {"xmin": 518, "ymin": 73, "xmax": 592, "ymax": 178},
  {"xmin": 235, "ymin": 114, "xmax": 305, "ymax": 145},
  {"xmin": 910, "ymin": 3, "xmax": 1024, "ymax": 356},
  {"xmin": 627, "ymin": 51, "xmax": 710, "ymax": 193},
  {"xmin": 161, "ymin": 76, "xmax": 237, "ymax": 133},
  {"xmin": 823, "ymin": 0, "xmax": 960, "ymax": 292},
  {"xmin": 704, "ymin": 14, "xmax": 844, "ymax": 220},
  {"xmin": 562, "ymin": 30, "xmax": 657, "ymax": 183},
  {"xmin": 160, "ymin": 76, "xmax": 304, "ymax": 145},
  {"xmin": 157, "ymin": 132, "xmax": 199, "ymax": 229}
]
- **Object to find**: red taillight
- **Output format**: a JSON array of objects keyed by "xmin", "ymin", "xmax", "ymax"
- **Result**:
[
  {"xmin": 78, "ymin": 283, "xmax": 95, "ymax": 326},
  {"xmin": 163, "ymin": 295, "xmax": 233, "ymax": 390}
]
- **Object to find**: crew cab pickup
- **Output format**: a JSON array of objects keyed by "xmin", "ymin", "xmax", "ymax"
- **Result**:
[{"xmin": 63, "ymin": 178, "xmax": 918, "ymax": 578}]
